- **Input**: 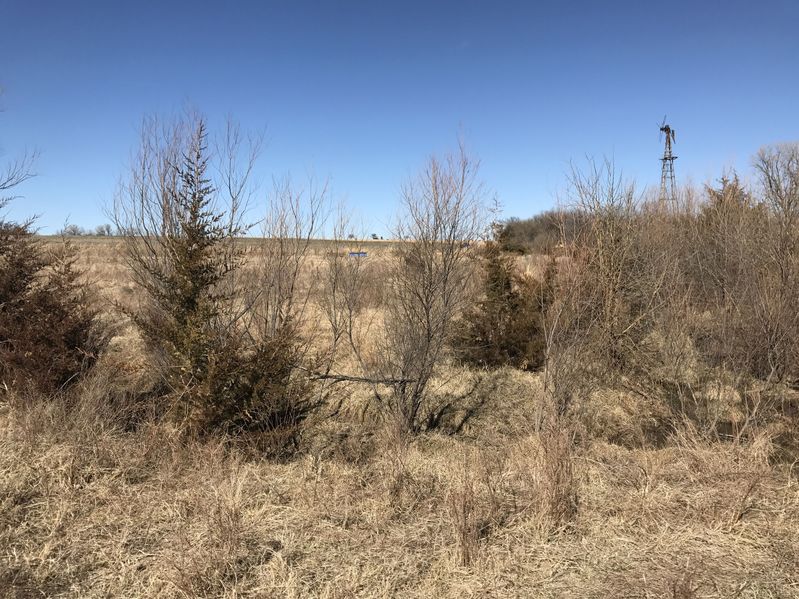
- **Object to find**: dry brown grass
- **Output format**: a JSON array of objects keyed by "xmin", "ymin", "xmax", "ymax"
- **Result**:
[
  {"xmin": 41, "ymin": 236, "xmax": 399, "ymax": 306},
  {"xmin": 2, "ymin": 383, "xmax": 797, "ymax": 598},
  {"xmin": 2, "ymin": 238, "xmax": 797, "ymax": 598}
]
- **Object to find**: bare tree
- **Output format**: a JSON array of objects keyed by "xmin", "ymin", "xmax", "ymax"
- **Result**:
[
  {"xmin": 561, "ymin": 159, "xmax": 652, "ymax": 376},
  {"xmin": 539, "ymin": 160, "xmax": 689, "ymax": 442},
  {"xmin": 249, "ymin": 176, "xmax": 338, "ymax": 415},
  {"xmin": 318, "ymin": 145, "xmax": 487, "ymax": 435},
  {"xmin": 320, "ymin": 207, "xmax": 375, "ymax": 384},
  {"xmin": 375, "ymin": 144, "xmax": 487, "ymax": 434}
]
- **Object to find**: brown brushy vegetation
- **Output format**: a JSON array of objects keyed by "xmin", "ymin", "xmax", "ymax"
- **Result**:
[
  {"xmin": 0, "ymin": 208, "xmax": 108, "ymax": 396},
  {"xmin": 497, "ymin": 209, "xmax": 583, "ymax": 254},
  {"xmin": 2, "ymin": 123, "xmax": 799, "ymax": 595},
  {"xmin": 540, "ymin": 153, "xmax": 799, "ymax": 447}
]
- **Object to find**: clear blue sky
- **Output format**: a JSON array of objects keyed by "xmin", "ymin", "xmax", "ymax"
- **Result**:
[{"xmin": 2, "ymin": 0, "xmax": 798, "ymax": 233}]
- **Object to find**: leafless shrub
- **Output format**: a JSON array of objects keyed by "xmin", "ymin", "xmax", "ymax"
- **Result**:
[
  {"xmin": 531, "ymin": 160, "xmax": 684, "ymax": 520},
  {"xmin": 376, "ymin": 144, "xmax": 487, "ymax": 434},
  {"xmin": 320, "ymin": 212, "xmax": 376, "ymax": 378},
  {"xmin": 320, "ymin": 144, "xmax": 487, "ymax": 436},
  {"xmin": 752, "ymin": 144, "xmax": 799, "ymax": 381},
  {"xmin": 543, "ymin": 150, "xmax": 799, "ymax": 445},
  {"xmin": 563, "ymin": 159, "xmax": 676, "ymax": 380},
  {"xmin": 670, "ymin": 160, "xmax": 799, "ymax": 438},
  {"xmin": 251, "ymin": 176, "xmax": 329, "ymax": 341},
  {"xmin": 245, "ymin": 175, "xmax": 333, "ymax": 450},
  {"xmin": 683, "ymin": 176, "xmax": 766, "ymax": 374},
  {"xmin": 538, "ymin": 162, "xmax": 647, "ymax": 420}
]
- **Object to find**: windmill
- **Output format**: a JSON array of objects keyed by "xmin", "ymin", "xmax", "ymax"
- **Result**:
[{"xmin": 658, "ymin": 115, "xmax": 677, "ymax": 203}]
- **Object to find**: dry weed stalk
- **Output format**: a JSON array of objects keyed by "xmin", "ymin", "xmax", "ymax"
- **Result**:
[{"xmin": 447, "ymin": 454, "xmax": 480, "ymax": 567}]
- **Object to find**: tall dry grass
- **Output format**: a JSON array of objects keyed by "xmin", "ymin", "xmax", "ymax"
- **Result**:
[{"xmin": 1, "ymin": 367, "xmax": 797, "ymax": 597}]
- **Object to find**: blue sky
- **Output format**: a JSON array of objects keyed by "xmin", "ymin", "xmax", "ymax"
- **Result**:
[{"xmin": 1, "ymin": 0, "xmax": 798, "ymax": 233}]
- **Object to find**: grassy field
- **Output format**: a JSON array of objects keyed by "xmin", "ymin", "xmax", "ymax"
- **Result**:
[
  {"xmin": 42, "ymin": 235, "xmax": 401, "ymax": 300},
  {"xmin": 1, "ymin": 238, "xmax": 798, "ymax": 598}
]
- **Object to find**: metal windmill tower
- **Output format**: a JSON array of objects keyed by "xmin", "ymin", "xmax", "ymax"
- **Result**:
[{"xmin": 658, "ymin": 116, "xmax": 677, "ymax": 203}]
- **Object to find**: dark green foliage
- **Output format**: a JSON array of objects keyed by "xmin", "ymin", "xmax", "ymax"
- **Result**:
[
  {"xmin": 123, "ymin": 119, "xmax": 317, "ymax": 451},
  {"xmin": 454, "ymin": 242, "xmax": 553, "ymax": 371},
  {"xmin": 198, "ymin": 331, "xmax": 315, "ymax": 454},
  {"xmin": 0, "ymin": 219, "xmax": 108, "ymax": 395},
  {"xmin": 129, "ymin": 123, "xmax": 239, "ymax": 383}
]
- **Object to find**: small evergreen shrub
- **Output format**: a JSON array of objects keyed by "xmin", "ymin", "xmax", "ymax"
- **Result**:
[
  {"xmin": 118, "ymin": 116, "xmax": 319, "ymax": 452},
  {"xmin": 453, "ymin": 242, "xmax": 553, "ymax": 371},
  {"xmin": 0, "ymin": 217, "xmax": 108, "ymax": 395}
]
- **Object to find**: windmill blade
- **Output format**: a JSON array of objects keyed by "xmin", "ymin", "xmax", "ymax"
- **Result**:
[{"xmin": 660, "ymin": 114, "xmax": 667, "ymax": 129}]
